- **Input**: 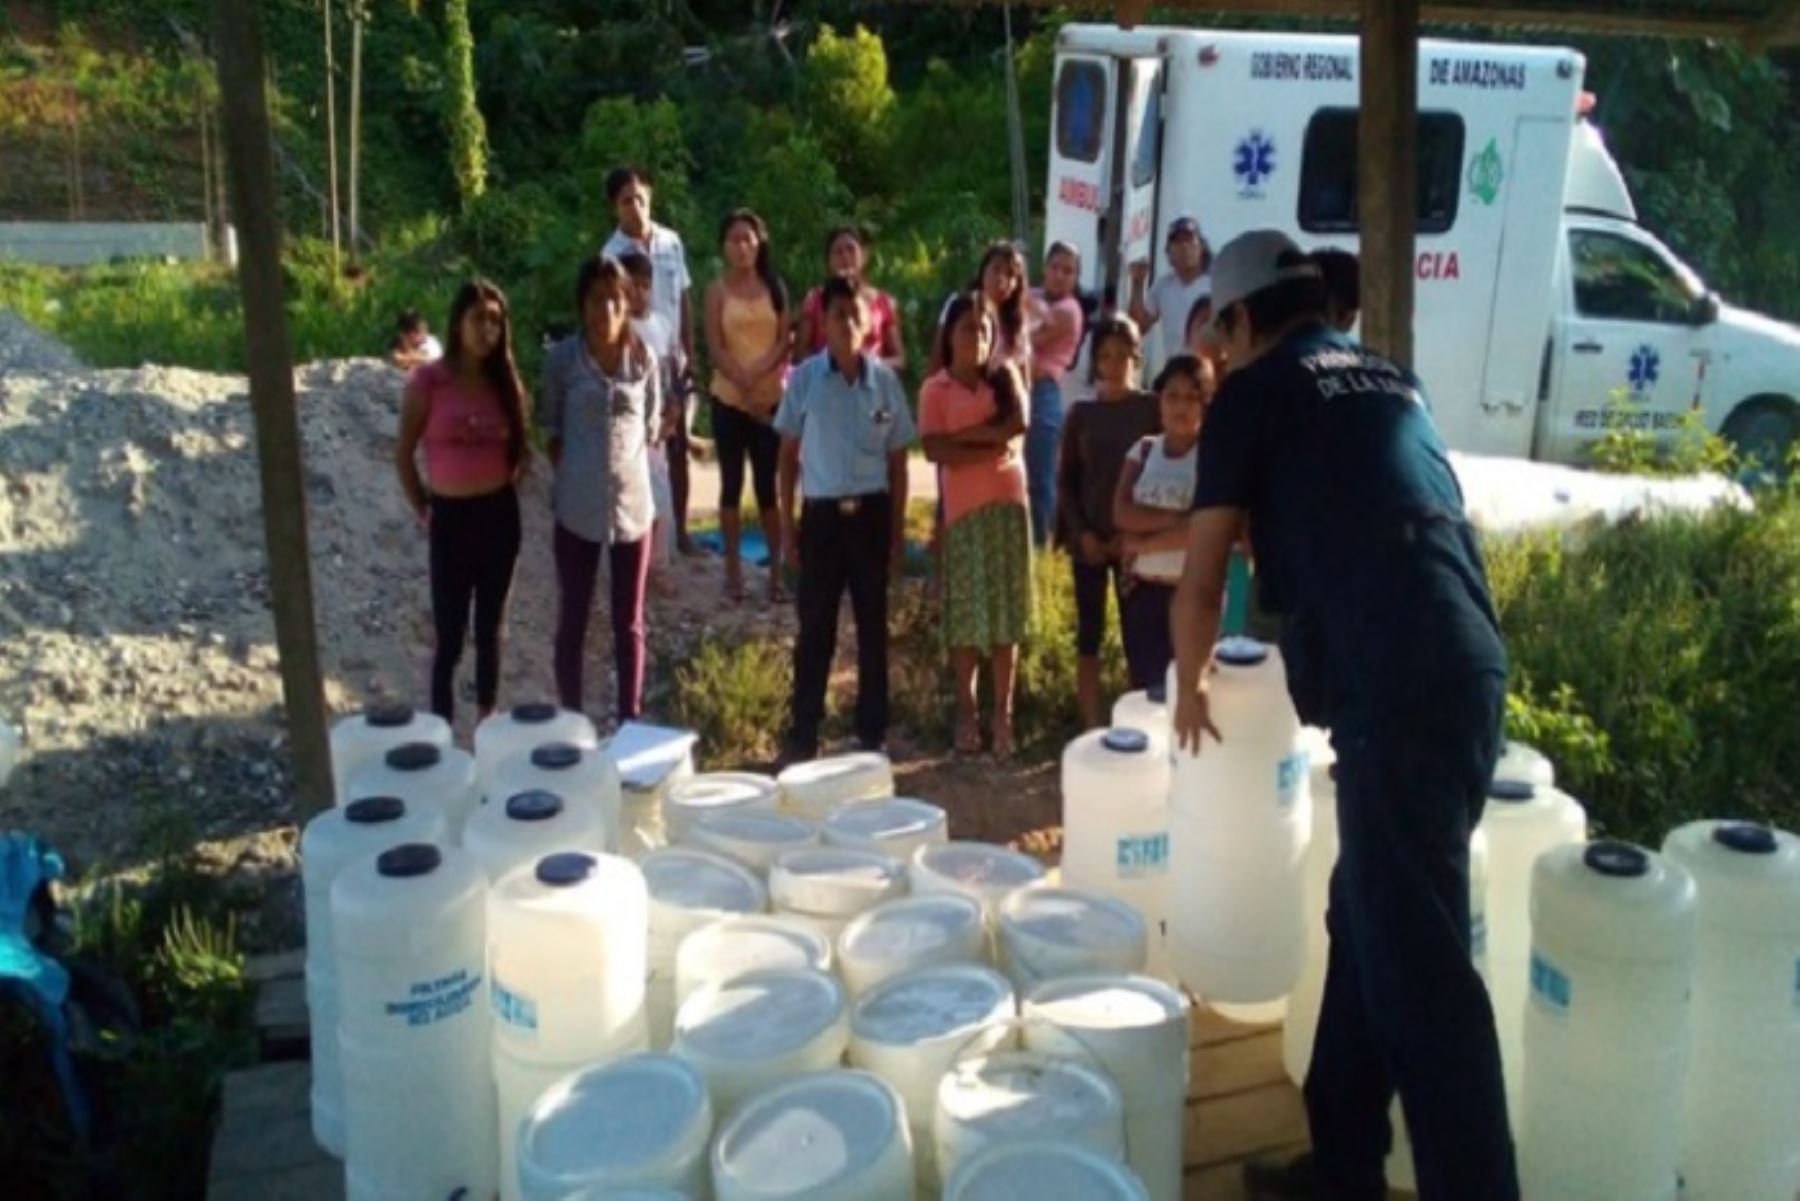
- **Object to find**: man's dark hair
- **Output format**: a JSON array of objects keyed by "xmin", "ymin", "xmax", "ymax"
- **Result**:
[
  {"xmin": 618, "ymin": 250, "xmax": 654, "ymax": 285},
  {"xmin": 1311, "ymin": 248, "xmax": 1360, "ymax": 317},
  {"xmin": 605, "ymin": 165, "xmax": 650, "ymax": 205},
  {"xmin": 820, "ymin": 273, "xmax": 862, "ymax": 312}
]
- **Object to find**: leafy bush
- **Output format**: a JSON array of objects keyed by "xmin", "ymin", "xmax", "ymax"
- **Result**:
[
  {"xmin": 799, "ymin": 24, "xmax": 898, "ymax": 197},
  {"xmin": 1585, "ymin": 390, "xmax": 1739, "ymax": 478},
  {"xmin": 668, "ymin": 635, "xmax": 793, "ymax": 769},
  {"xmin": 1487, "ymin": 495, "xmax": 1800, "ymax": 843}
]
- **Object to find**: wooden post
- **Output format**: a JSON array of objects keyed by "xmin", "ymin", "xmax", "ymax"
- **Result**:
[
  {"xmin": 321, "ymin": 0, "xmax": 342, "ymax": 275},
  {"xmin": 1359, "ymin": 0, "xmax": 1418, "ymax": 368},
  {"xmin": 348, "ymin": 4, "xmax": 364, "ymax": 256},
  {"xmin": 214, "ymin": 0, "xmax": 335, "ymax": 822}
]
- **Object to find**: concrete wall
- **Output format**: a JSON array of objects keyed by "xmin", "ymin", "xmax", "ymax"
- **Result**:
[{"xmin": 0, "ymin": 222, "xmax": 236, "ymax": 267}]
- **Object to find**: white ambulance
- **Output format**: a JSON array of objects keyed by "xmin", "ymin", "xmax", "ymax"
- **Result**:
[{"xmin": 1046, "ymin": 25, "xmax": 1800, "ymax": 468}]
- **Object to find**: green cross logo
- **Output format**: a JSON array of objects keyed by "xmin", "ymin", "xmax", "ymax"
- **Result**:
[{"xmin": 1468, "ymin": 137, "xmax": 1505, "ymax": 206}]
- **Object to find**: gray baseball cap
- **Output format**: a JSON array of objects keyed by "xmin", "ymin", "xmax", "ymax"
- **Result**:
[{"xmin": 1208, "ymin": 230, "xmax": 1323, "ymax": 327}]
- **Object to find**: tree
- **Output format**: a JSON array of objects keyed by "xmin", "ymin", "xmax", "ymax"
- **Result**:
[
  {"xmin": 798, "ymin": 24, "xmax": 896, "ymax": 196},
  {"xmin": 321, "ymin": 0, "xmax": 341, "ymax": 271},
  {"xmin": 444, "ymin": 0, "xmax": 488, "ymax": 207}
]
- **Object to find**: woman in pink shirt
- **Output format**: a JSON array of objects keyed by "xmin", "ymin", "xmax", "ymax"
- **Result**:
[
  {"xmin": 1027, "ymin": 241, "xmax": 1085, "ymax": 547},
  {"xmin": 395, "ymin": 278, "xmax": 530, "ymax": 723},
  {"xmin": 794, "ymin": 225, "xmax": 905, "ymax": 373},
  {"xmin": 920, "ymin": 291, "xmax": 1033, "ymax": 757}
]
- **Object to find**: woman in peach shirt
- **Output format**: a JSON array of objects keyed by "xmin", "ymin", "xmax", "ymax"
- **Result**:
[{"xmin": 920, "ymin": 291, "xmax": 1034, "ymax": 757}]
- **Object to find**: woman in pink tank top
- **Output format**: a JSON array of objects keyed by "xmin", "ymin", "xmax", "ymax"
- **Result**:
[{"xmin": 395, "ymin": 278, "xmax": 529, "ymax": 723}]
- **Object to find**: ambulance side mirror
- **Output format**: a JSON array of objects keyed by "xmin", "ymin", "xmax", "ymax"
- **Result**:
[{"xmin": 1690, "ymin": 292, "xmax": 1720, "ymax": 327}]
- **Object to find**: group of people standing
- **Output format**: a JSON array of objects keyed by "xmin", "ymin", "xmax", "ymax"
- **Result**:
[{"xmin": 391, "ymin": 163, "xmax": 1361, "ymax": 765}]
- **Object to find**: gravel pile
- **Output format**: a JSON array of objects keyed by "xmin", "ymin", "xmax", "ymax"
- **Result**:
[{"xmin": 0, "ymin": 313, "xmax": 784, "ymax": 877}]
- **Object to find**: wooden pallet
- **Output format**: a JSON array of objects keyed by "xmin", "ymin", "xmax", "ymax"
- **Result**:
[{"xmin": 210, "ymin": 953, "xmax": 1321, "ymax": 1200}]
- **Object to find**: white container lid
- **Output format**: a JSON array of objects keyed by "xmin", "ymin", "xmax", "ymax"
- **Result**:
[
  {"xmin": 936, "ymin": 1051, "xmax": 1124, "ymax": 1169},
  {"xmin": 675, "ymin": 968, "xmax": 846, "ymax": 1061},
  {"xmin": 852, "ymin": 964, "xmax": 1015, "ymax": 1049},
  {"xmin": 518, "ymin": 1052, "xmax": 712, "ymax": 1195},
  {"xmin": 1494, "ymin": 739, "xmax": 1556, "ymax": 789},
  {"xmin": 1021, "ymin": 975, "xmax": 1190, "ymax": 1090},
  {"xmin": 777, "ymin": 753, "xmax": 896, "ymax": 819},
  {"xmin": 1661, "ymin": 820, "xmax": 1800, "ymax": 935},
  {"xmin": 687, "ymin": 810, "xmax": 820, "ymax": 874},
  {"xmin": 664, "ymin": 773, "xmax": 781, "ymax": 840},
  {"xmin": 771, "ymin": 848, "xmax": 906, "ymax": 918},
  {"xmin": 822, "ymin": 798, "xmax": 950, "ymax": 859},
  {"xmin": 463, "ymin": 787, "xmax": 611, "ymax": 881},
  {"xmin": 676, "ymin": 915, "xmax": 834, "ymax": 1009},
  {"xmin": 998, "ymin": 888, "xmax": 1148, "ymax": 982},
  {"xmin": 711, "ymin": 1069, "xmax": 909, "ymax": 1200},
  {"xmin": 912, "ymin": 842, "xmax": 1046, "ymax": 912},
  {"xmin": 643, "ymin": 847, "xmax": 769, "ymax": 916},
  {"xmin": 839, "ymin": 893, "xmax": 987, "ymax": 995},
  {"xmin": 943, "ymin": 1141, "xmax": 1148, "ymax": 1201}
]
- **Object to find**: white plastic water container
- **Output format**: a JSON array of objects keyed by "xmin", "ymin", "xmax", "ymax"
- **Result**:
[
  {"xmin": 476, "ymin": 703, "xmax": 600, "ymax": 794},
  {"xmin": 1520, "ymin": 841, "xmax": 1697, "ymax": 1201},
  {"xmin": 1494, "ymin": 739, "xmax": 1555, "ymax": 790},
  {"xmin": 517, "ymin": 1053, "xmax": 713, "ymax": 1201},
  {"xmin": 1662, "ymin": 820, "xmax": 1800, "ymax": 1201},
  {"xmin": 777, "ymin": 753, "xmax": 896, "ymax": 821},
  {"xmin": 496, "ymin": 1036, "xmax": 652, "ymax": 1201},
  {"xmin": 676, "ymin": 914, "xmax": 834, "ymax": 1013},
  {"xmin": 1022, "ymin": 976, "xmax": 1189, "ymax": 1201},
  {"xmin": 944, "ymin": 1141, "xmax": 1150, "ymax": 1201},
  {"xmin": 490, "ymin": 742, "xmax": 623, "ymax": 850},
  {"xmin": 1109, "ymin": 684, "xmax": 1168, "ymax": 741},
  {"xmin": 664, "ymin": 773, "xmax": 781, "ymax": 844},
  {"xmin": 329, "ymin": 704, "xmax": 452, "ymax": 806},
  {"xmin": 837, "ymin": 893, "xmax": 989, "ymax": 997},
  {"xmin": 1478, "ymin": 776, "xmax": 1587, "ymax": 1120},
  {"xmin": 687, "ymin": 810, "xmax": 820, "ymax": 876},
  {"xmin": 996, "ymin": 887, "xmax": 1148, "ymax": 995},
  {"xmin": 1060, "ymin": 728, "xmax": 1172, "ymax": 978},
  {"xmin": 300, "ymin": 795, "xmax": 447, "ymax": 1157},
  {"xmin": 642, "ymin": 847, "xmax": 768, "ymax": 1050},
  {"xmin": 332, "ymin": 843, "xmax": 495, "ymax": 1201},
  {"xmin": 489, "ymin": 852, "xmax": 650, "ymax": 1065},
  {"xmin": 934, "ymin": 1051, "xmax": 1126, "ymax": 1185},
  {"xmin": 673, "ymin": 968, "xmax": 850, "ymax": 1119},
  {"xmin": 770, "ymin": 847, "xmax": 907, "ymax": 943},
  {"xmin": 821, "ymin": 798, "xmax": 949, "ymax": 861},
  {"xmin": 848, "ymin": 964, "xmax": 1017, "ymax": 1190},
  {"xmin": 711, "ymin": 1069, "xmax": 914, "ymax": 1201},
  {"xmin": 345, "ymin": 741, "xmax": 480, "ymax": 841},
  {"xmin": 1280, "ymin": 730, "xmax": 1336, "ymax": 1085},
  {"xmin": 1167, "ymin": 638, "xmax": 1310, "ymax": 1021},
  {"xmin": 910, "ymin": 842, "xmax": 1047, "ymax": 925},
  {"xmin": 465, "ymin": 789, "xmax": 613, "ymax": 883}
]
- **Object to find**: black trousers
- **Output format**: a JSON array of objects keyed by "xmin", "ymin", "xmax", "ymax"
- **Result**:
[
  {"xmin": 788, "ymin": 493, "xmax": 891, "ymax": 755},
  {"xmin": 427, "ymin": 485, "xmax": 521, "ymax": 722},
  {"xmin": 1306, "ymin": 671, "xmax": 1518, "ymax": 1201}
]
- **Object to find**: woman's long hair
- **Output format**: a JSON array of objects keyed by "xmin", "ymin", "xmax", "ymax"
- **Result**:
[
  {"xmin": 444, "ymin": 277, "xmax": 529, "ymax": 469},
  {"xmin": 967, "ymin": 240, "xmax": 1028, "ymax": 354},
  {"xmin": 719, "ymin": 208, "xmax": 789, "ymax": 318}
]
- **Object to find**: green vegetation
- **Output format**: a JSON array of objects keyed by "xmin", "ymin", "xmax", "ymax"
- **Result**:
[{"xmin": 1, "ymin": 801, "xmax": 258, "ymax": 1201}]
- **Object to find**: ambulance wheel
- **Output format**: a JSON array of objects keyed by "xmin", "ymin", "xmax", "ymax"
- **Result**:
[{"xmin": 1722, "ymin": 396, "xmax": 1797, "ymax": 484}]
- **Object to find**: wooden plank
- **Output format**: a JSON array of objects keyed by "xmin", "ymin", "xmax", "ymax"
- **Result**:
[
  {"xmin": 1359, "ymin": 0, "xmax": 1420, "ymax": 371},
  {"xmin": 1189, "ymin": 1002, "xmax": 1284, "ymax": 1049},
  {"xmin": 1190, "ymin": 1030, "xmax": 1290, "ymax": 1101},
  {"xmin": 1186, "ymin": 1082, "xmax": 1310, "ymax": 1168},
  {"xmin": 247, "ymin": 949, "xmax": 305, "ymax": 984},
  {"xmin": 255, "ymin": 974, "xmax": 312, "ymax": 1061},
  {"xmin": 1184, "ymin": 1160, "xmax": 1251, "ymax": 1201}
]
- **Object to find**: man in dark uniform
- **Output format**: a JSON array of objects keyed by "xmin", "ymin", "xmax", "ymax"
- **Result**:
[{"xmin": 1170, "ymin": 231, "xmax": 1517, "ymax": 1201}]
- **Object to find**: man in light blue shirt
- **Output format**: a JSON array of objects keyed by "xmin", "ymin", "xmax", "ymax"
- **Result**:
[{"xmin": 776, "ymin": 275, "xmax": 916, "ymax": 761}]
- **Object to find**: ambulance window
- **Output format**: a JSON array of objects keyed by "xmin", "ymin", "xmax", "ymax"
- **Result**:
[
  {"xmin": 1569, "ymin": 230, "xmax": 1701, "ymax": 324},
  {"xmin": 1056, "ymin": 60, "xmax": 1107, "ymax": 165},
  {"xmin": 1298, "ymin": 108, "xmax": 1465, "ymax": 234},
  {"xmin": 1132, "ymin": 81, "xmax": 1161, "ymax": 188}
]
